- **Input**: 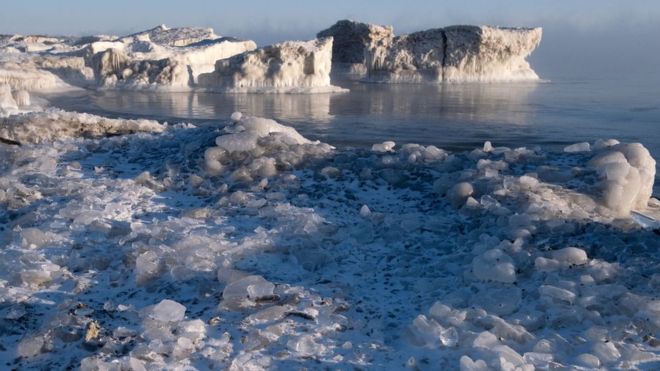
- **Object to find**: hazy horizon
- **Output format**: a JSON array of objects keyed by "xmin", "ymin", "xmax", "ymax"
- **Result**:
[{"xmin": 2, "ymin": 0, "xmax": 659, "ymax": 80}]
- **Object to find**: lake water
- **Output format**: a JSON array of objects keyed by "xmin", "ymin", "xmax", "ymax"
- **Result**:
[{"xmin": 46, "ymin": 76, "xmax": 660, "ymax": 188}]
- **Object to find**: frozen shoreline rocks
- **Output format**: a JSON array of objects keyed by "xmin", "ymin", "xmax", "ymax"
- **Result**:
[
  {"xmin": 198, "ymin": 38, "xmax": 346, "ymax": 93},
  {"xmin": 319, "ymin": 20, "xmax": 542, "ymax": 83}
]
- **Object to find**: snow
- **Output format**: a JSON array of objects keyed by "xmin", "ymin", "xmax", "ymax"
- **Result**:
[
  {"xmin": 0, "ymin": 109, "xmax": 658, "ymax": 370},
  {"xmin": 198, "ymin": 38, "xmax": 347, "ymax": 93}
]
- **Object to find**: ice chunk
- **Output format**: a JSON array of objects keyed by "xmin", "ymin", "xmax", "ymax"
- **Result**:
[
  {"xmin": 592, "ymin": 341, "xmax": 621, "ymax": 364},
  {"xmin": 409, "ymin": 314, "xmax": 458, "ymax": 348},
  {"xmin": 149, "ymin": 299, "xmax": 186, "ymax": 322},
  {"xmin": 472, "ymin": 248, "xmax": 516, "ymax": 283},
  {"xmin": 593, "ymin": 138, "xmax": 620, "ymax": 150},
  {"xmin": 230, "ymin": 111, "xmax": 243, "ymax": 122},
  {"xmin": 135, "ymin": 250, "xmax": 161, "ymax": 283},
  {"xmin": 222, "ymin": 275, "xmax": 275, "ymax": 307},
  {"xmin": 20, "ymin": 228, "xmax": 51, "ymax": 248},
  {"xmin": 550, "ymin": 247, "xmax": 588, "ymax": 266},
  {"xmin": 460, "ymin": 356, "xmax": 489, "ymax": 371},
  {"xmin": 576, "ymin": 353, "xmax": 601, "ymax": 368},
  {"xmin": 539, "ymin": 285, "xmax": 576, "ymax": 304},
  {"xmin": 589, "ymin": 143, "xmax": 656, "ymax": 215},
  {"xmin": 449, "ymin": 182, "xmax": 474, "ymax": 208},
  {"xmin": 287, "ymin": 335, "xmax": 326, "ymax": 357},
  {"xmin": 215, "ymin": 114, "xmax": 311, "ymax": 154},
  {"xmin": 17, "ymin": 336, "xmax": 45, "ymax": 358},
  {"xmin": 371, "ymin": 141, "xmax": 396, "ymax": 153},
  {"xmin": 563, "ymin": 142, "xmax": 591, "ymax": 153},
  {"xmin": 359, "ymin": 204, "xmax": 372, "ymax": 217}
]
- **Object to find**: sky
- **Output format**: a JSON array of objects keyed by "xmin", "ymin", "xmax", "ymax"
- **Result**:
[{"xmin": 2, "ymin": 0, "xmax": 659, "ymax": 79}]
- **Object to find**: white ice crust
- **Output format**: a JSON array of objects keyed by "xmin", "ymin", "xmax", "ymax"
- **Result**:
[{"xmin": 1, "ymin": 110, "xmax": 657, "ymax": 369}]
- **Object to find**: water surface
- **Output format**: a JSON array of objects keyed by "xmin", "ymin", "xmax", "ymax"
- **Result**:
[{"xmin": 45, "ymin": 77, "xmax": 660, "ymax": 189}]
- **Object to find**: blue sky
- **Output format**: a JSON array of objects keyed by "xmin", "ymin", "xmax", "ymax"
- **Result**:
[{"xmin": 2, "ymin": 1, "xmax": 659, "ymax": 78}]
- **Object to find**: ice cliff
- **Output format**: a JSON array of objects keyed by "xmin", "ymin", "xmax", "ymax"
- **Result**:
[
  {"xmin": 319, "ymin": 20, "xmax": 542, "ymax": 83},
  {"xmin": 198, "ymin": 38, "xmax": 346, "ymax": 93}
]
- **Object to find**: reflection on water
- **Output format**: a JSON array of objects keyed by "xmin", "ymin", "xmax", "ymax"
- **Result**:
[
  {"xmin": 330, "ymin": 82, "xmax": 538, "ymax": 125},
  {"xmin": 46, "ymin": 81, "xmax": 540, "ymax": 148},
  {"xmin": 44, "ymin": 78, "xmax": 659, "ymax": 161}
]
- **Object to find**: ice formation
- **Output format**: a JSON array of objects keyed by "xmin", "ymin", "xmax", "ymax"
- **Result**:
[
  {"xmin": 0, "ymin": 25, "xmax": 256, "ymax": 91},
  {"xmin": 317, "ymin": 19, "xmax": 394, "ymax": 78},
  {"xmin": 0, "ymin": 108, "xmax": 164, "ymax": 143},
  {"xmin": 198, "ymin": 38, "xmax": 346, "ymax": 93},
  {"xmin": 0, "ymin": 108, "xmax": 658, "ymax": 369},
  {"xmin": 589, "ymin": 142, "xmax": 656, "ymax": 216},
  {"xmin": 442, "ymin": 26, "xmax": 542, "ymax": 82},
  {"xmin": 319, "ymin": 20, "xmax": 542, "ymax": 83}
]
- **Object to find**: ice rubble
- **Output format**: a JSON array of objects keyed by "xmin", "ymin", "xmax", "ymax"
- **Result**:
[
  {"xmin": 319, "ymin": 20, "xmax": 542, "ymax": 83},
  {"xmin": 0, "ymin": 108, "xmax": 164, "ymax": 143},
  {"xmin": 198, "ymin": 38, "xmax": 346, "ymax": 93},
  {"xmin": 1, "ymin": 112, "xmax": 658, "ymax": 369}
]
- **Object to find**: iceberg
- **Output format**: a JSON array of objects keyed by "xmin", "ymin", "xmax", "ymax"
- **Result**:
[
  {"xmin": 0, "ymin": 25, "xmax": 257, "ymax": 91},
  {"xmin": 198, "ymin": 38, "xmax": 346, "ymax": 93},
  {"xmin": 319, "ymin": 20, "xmax": 542, "ymax": 83}
]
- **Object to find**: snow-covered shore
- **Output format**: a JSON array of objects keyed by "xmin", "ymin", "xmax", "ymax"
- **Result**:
[{"xmin": 1, "ymin": 109, "xmax": 658, "ymax": 370}]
